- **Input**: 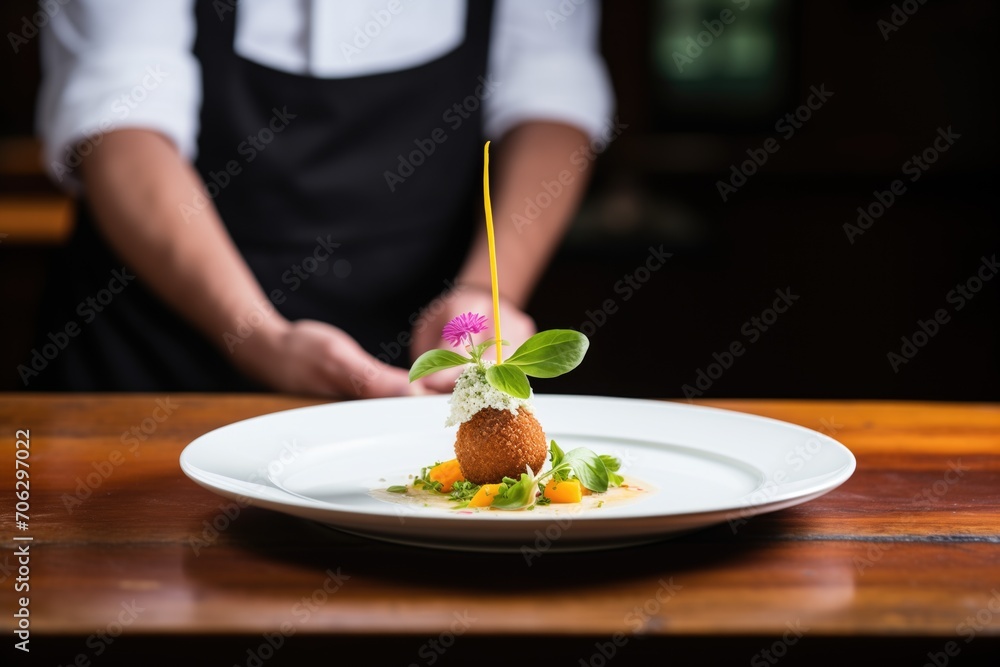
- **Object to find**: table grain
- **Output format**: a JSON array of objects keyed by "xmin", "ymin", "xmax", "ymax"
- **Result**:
[{"xmin": 2, "ymin": 395, "xmax": 998, "ymax": 665}]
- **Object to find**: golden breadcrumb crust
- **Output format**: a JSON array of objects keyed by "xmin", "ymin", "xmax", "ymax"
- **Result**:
[{"xmin": 454, "ymin": 408, "xmax": 547, "ymax": 484}]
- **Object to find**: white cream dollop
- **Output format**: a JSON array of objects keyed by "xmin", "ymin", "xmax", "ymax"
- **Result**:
[{"xmin": 445, "ymin": 362, "xmax": 533, "ymax": 427}]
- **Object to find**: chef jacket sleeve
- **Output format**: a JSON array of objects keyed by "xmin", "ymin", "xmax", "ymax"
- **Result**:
[
  {"xmin": 484, "ymin": 0, "xmax": 615, "ymax": 142},
  {"xmin": 36, "ymin": 0, "xmax": 201, "ymax": 191}
]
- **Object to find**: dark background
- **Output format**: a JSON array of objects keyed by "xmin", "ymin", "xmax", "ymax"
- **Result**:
[{"xmin": 1, "ymin": 0, "xmax": 997, "ymax": 399}]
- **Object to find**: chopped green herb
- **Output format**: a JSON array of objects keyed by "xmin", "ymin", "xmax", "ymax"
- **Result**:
[
  {"xmin": 413, "ymin": 465, "xmax": 444, "ymax": 493},
  {"xmin": 449, "ymin": 480, "xmax": 480, "ymax": 502},
  {"xmin": 386, "ymin": 485, "xmax": 408, "ymax": 494}
]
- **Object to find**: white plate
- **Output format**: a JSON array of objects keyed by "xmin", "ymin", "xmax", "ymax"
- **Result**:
[{"xmin": 180, "ymin": 395, "xmax": 855, "ymax": 552}]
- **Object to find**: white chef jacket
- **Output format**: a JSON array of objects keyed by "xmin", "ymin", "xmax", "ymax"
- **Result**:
[{"xmin": 36, "ymin": 0, "xmax": 614, "ymax": 188}]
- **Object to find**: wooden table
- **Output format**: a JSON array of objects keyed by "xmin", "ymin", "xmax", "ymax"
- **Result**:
[{"xmin": 2, "ymin": 395, "xmax": 998, "ymax": 665}]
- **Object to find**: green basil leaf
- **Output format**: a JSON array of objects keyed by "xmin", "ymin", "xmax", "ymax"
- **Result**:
[
  {"xmin": 600, "ymin": 454, "xmax": 624, "ymax": 486},
  {"xmin": 547, "ymin": 442, "xmax": 572, "ymax": 482},
  {"xmin": 408, "ymin": 349, "xmax": 470, "ymax": 382},
  {"xmin": 491, "ymin": 472, "xmax": 537, "ymax": 510},
  {"xmin": 386, "ymin": 485, "xmax": 408, "ymax": 494},
  {"xmin": 504, "ymin": 329, "xmax": 589, "ymax": 378},
  {"xmin": 563, "ymin": 447, "xmax": 610, "ymax": 493},
  {"xmin": 599, "ymin": 454, "xmax": 622, "ymax": 472},
  {"xmin": 549, "ymin": 440, "xmax": 565, "ymax": 468},
  {"xmin": 550, "ymin": 464, "xmax": 571, "ymax": 482},
  {"xmin": 485, "ymin": 363, "xmax": 531, "ymax": 399}
]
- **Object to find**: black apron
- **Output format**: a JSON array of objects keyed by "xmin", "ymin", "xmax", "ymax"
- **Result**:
[{"xmin": 29, "ymin": 1, "xmax": 493, "ymax": 391}]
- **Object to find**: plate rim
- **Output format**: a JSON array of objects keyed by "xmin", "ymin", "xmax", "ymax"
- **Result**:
[{"xmin": 179, "ymin": 395, "xmax": 856, "ymax": 531}]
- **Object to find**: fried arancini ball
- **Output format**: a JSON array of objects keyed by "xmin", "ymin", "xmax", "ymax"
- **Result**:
[{"xmin": 454, "ymin": 408, "xmax": 547, "ymax": 484}]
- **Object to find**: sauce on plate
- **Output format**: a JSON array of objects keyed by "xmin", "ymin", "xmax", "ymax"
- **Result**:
[{"xmin": 369, "ymin": 478, "xmax": 651, "ymax": 514}]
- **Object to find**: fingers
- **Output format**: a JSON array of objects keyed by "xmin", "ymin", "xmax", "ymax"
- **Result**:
[
  {"xmin": 355, "ymin": 363, "xmax": 414, "ymax": 399},
  {"xmin": 422, "ymin": 366, "xmax": 463, "ymax": 393},
  {"xmin": 330, "ymin": 351, "xmax": 415, "ymax": 399},
  {"xmin": 496, "ymin": 313, "xmax": 537, "ymax": 361},
  {"xmin": 293, "ymin": 321, "xmax": 413, "ymax": 399},
  {"xmin": 409, "ymin": 380, "xmax": 436, "ymax": 395}
]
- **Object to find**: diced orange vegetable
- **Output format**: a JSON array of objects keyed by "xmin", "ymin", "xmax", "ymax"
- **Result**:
[
  {"xmin": 469, "ymin": 484, "xmax": 504, "ymax": 508},
  {"xmin": 543, "ymin": 478, "xmax": 583, "ymax": 504},
  {"xmin": 428, "ymin": 459, "xmax": 464, "ymax": 493}
]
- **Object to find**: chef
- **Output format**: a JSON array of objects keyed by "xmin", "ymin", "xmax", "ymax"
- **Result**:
[{"xmin": 31, "ymin": 0, "xmax": 613, "ymax": 396}]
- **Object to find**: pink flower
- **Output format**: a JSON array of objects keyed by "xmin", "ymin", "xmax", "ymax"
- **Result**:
[{"xmin": 442, "ymin": 312, "xmax": 488, "ymax": 347}]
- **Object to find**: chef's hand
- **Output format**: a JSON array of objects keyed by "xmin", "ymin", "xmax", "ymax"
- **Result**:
[
  {"xmin": 235, "ymin": 318, "xmax": 417, "ymax": 398},
  {"xmin": 410, "ymin": 284, "xmax": 536, "ymax": 393}
]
